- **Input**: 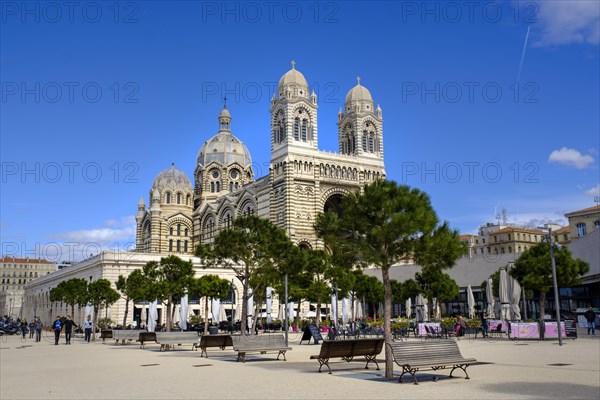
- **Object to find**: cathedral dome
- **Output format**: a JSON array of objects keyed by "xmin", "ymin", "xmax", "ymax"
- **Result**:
[
  {"xmin": 345, "ymin": 83, "xmax": 372, "ymax": 104},
  {"xmin": 151, "ymin": 163, "xmax": 193, "ymax": 193},
  {"xmin": 219, "ymin": 107, "xmax": 231, "ymax": 118},
  {"xmin": 196, "ymin": 132, "xmax": 252, "ymax": 168},
  {"xmin": 277, "ymin": 61, "xmax": 309, "ymax": 95},
  {"xmin": 344, "ymin": 78, "xmax": 374, "ymax": 113}
]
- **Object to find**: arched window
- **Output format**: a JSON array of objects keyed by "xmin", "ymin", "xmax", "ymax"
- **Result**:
[
  {"xmin": 184, "ymin": 228, "xmax": 188, "ymax": 237},
  {"xmin": 166, "ymin": 192, "xmax": 171, "ymax": 204},
  {"xmin": 169, "ymin": 240, "xmax": 173, "ymax": 251},
  {"xmin": 184, "ymin": 241, "xmax": 188, "ymax": 252},
  {"xmin": 368, "ymin": 134, "xmax": 374, "ymax": 152},
  {"xmin": 235, "ymin": 182, "xmax": 239, "ymax": 189},
  {"xmin": 186, "ymin": 194, "xmax": 190, "ymax": 205},
  {"xmin": 169, "ymin": 227, "xmax": 173, "ymax": 235},
  {"xmin": 210, "ymin": 182, "xmax": 215, "ymax": 193},
  {"xmin": 362, "ymin": 133, "xmax": 367, "ymax": 151},
  {"xmin": 293, "ymin": 117, "xmax": 300, "ymax": 140},
  {"xmin": 301, "ymin": 119, "xmax": 308, "ymax": 141},
  {"xmin": 177, "ymin": 224, "xmax": 181, "ymax": 236},
  {"xmin": 230, "ymin": 182, "xmax": 233, "ymax": 192},
  {"xmin": 216, "ymin": 182, "xmax": 220, "ymax": 192},
  {"xmin": 176, "ymin": 240, "xmax": 181, "ymax": 252},
  {"xmin": 177, "ymin": 193, "xmax": 181, "ymax": 204}
]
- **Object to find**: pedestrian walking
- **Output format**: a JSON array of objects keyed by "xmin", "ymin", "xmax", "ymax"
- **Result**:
[
  {"xmin": 34, "ymin": 317, "xmax": 43, "ymax": 342},
  {"xmin": 83, "ymin": 315, "xmax": 93, "ymax": 343},
  {"xmin": 20, "ymin": 319, "xmax": 28, "ymax": 339},
  {"xmin": 53, "ymin": 316, "xmax": 62, "ymax": 345},
  {"xmin": 29, "ymin": 320, "xmax": 35, "ymax": 338},
  {"xmin": 63, "ymin": 315, "xmax": 77, "ymax": 345},
  {"xmin": 584, "ymin": 306, "xmax": 596, "ymax": 335},
  {"xmin": 479, "ymin": 308, "xmax": 489, "ymax": 338}
]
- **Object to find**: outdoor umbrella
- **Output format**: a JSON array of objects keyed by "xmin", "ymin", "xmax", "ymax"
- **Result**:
[
  {"xmin": 247, "ymin": 291, "xmax": 254, "ymax": 329},
  {"xmin": 179, "ymin": 294, "xmax": 188, "ymax": 331},
  {"xmin": 499, "ymin": 268, "xmax": 510, "ymax": 321},
  {"xmin": 486, "ymin": 278, "xmax": 495, "ymax": 319},
  {"xmin": 405, "ymin": 298, "xmax": 412, "ymax": 318},
  {"xmin": 415, "ymin": 294, "xmax": 424, "ymax": 323},
  {"xmin": 423, "ymin": 297, "xmax": 430, "ymax": 322},
  {"xmin": 330, "ymin": 292, "xmax": 338, "ymax": 326},
  {"xmin": 288, "ymin": 301, "xmax": 295, "ymax": 323},
  {"xmin": 467, "ymin": 285, "xmax": 476, "ymax": 319},
  {"xmin": 342, "ymin": 298, "xmax": 349, "ymax": 327},
  {"xmin": 278, "ymin": 303, "xmax": 285, "ymax": 320},
  {"xmin": 211, "ymin": 298, "xmax": 220, "ymax": 322},
  {"xmin": 432, "ymin": 298, "xmax": 441, "ymax": 320},
  {"xmin": 218, "ymin": 304, "xmax": 227, "ymax": 322},
  {"xmin": 266, "ymin": 287, "xmax": 272, "ymax": 324},
  {"xmin": 354, "ymin": 299, "xmax": 363, "ymax": 320},
  {"xmin": 507, "ymin": 264, "xmax": 522, "ymax": 321},
  {"xmin": 147, "ymin": 300, "xmax": 158, "ymax": 332}
]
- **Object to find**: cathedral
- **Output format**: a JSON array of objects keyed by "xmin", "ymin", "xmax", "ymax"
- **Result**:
[
  {"xmin": 21, "ymin": 63, "xmax": 386, "ymax": 326},
  {"xmin": 135, "ymin": 63, "xmax": 386, "ymax": 254}
]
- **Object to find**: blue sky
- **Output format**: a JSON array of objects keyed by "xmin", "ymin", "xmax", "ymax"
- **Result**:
[{"xmin": 1, "ymin": 1, "xmax": 599, "ymax": 262}]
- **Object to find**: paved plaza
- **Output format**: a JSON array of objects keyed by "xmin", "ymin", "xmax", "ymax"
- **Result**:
[{"xmin": 1, "ymin": 329, "xmax": 599, "ymax": 400}]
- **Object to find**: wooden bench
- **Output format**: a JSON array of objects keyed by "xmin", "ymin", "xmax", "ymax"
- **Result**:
[
  {"xmin": 155, "ymin": 332, "xmax": 200, "ymax": 352},
  {"xmin": 112, "ymin": 330, "xmax": 140, "ymax": 345},
  {"xmin": 310, "ymin": 338, "xmax": 384, "ymax": 374},
  {"xmin": 136, "ymin": 332, "xmax": 157, "ymax": 349},
  {"xmin": 198, "ymin": 334, "xmax": 234, "ymax": 358},
  {"xmin": 231, "ymin": 334, "xmax": 291, "ymax": 363},
  {"xmin": 388, "ymin": 339, "xmax": 477, "ymax": 384}
]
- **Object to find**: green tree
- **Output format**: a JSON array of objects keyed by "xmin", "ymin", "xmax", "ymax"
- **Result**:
[
  {"xmin": 511, "ymin": 242, "xmax": 589, "ymax": 319},
  {"xmin": 87, "ymin": 279, "xmax": 120, "ymax": 340},
  {"xmin": 481, "ymin": 269, "xmax": 501, "ymax": 299},
  {"xmin": 314, "ymin": 180, "xmax": 465, "ymax": 378},
  {"xmin": 141, "ymin": 255, "xmax": 195, "ymax": 332},
  {"xmin": 416, "ymin": 267, "xmax": 460, "ymax": 318},
  {"xmin": 202, "ymin": 215, "xmax": 295, "ymax": 336},
  {"xmin": 303, "ymin": 249, "xmax": 334, "ymax": 326},
  {"xmin": 116, "ymin": 270, "xmax": 146, "ymax": 328},
  {"xmin": 189, "ymin": 275, "xmax": 231, "ymax": 335},
  {"xmin": 49, "ymin": 278, "xmax": 88, "ymax": 319}
]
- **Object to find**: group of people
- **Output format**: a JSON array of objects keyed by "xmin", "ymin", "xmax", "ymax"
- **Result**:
[
  {"xmin": 52, "ymin": 315, "xmax": 94, "ymax": 344},
  {"xmin": 20, "ymin": 317, "xmax": 44, "ymax": 341}
]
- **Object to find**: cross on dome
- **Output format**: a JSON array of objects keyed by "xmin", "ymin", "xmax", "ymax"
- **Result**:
[
  {"xmin": 291, "ymin": 60, "xmax": 296, "ymax": 69},
  {"xmin": 356, "ymin": 76, "xmax": 361, "ymax": 85}
]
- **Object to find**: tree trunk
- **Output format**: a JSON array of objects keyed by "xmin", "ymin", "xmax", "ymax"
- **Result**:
[
  {"xmin": 539, "ymin": 292, "xmax": 546, "ymax": 322},
  {"xmin": 122, "ymin": 298, "xmax": 130, "ymax": 329},
  {"xmin": 92, "ymin": 306, "xmax": 99, "ymax": 341},
  {"xmin": 316, "ymin": 296, "xmax": 322, "ymax": 327},
  {"xmin": 204, "ymin": 296, "xmax": 210, "ymax": 335},
  {"xmin": 70, "ymin": 304, "xmax": 75, "ymax": 320},
  {"xmin": 381, "ymin": 266, "xmax": 394, "ymax": 379},
  {"xmin": 240, "ymin": 266, "xmax": 249, "ymax": 336},
  {"xmin": 166, "ymin": 295, "xmax": 172, "ymax": 332}
]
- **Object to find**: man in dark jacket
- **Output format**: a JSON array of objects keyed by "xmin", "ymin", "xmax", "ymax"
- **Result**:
[
  {"xmin": 584, "ymin": 307, "xmax": 596, "ymax": 335},
  {"xmin": 63, "ymin": 315, "xmax": 77, "ymax": 344},
  {"xmin": 53, "ymin": 316, "xmax": 62, "ymax": 345}
]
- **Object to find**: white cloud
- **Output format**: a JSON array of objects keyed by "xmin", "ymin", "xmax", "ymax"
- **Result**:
[
  {"xmin": 548, "ymin": 147, "xmax": 594, "ymax": 169},
  {"xmin": 48, "ymin": 216, "xmax": 136, "ymax": 261},
  {"xmin": 533, "ymin": 1, "xmax": 600, "ymax": 46},
  {"xmin": 585, "ymin": 184, "xmax": 600, "ymax": 196}
]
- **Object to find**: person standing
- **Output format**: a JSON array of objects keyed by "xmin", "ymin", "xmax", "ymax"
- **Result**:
[
  {"xmin": 53, "ymin": 316, "xmax": 62, "ymax": 345},
  {"xmin": 34, "ymin": 317, "xmax": 43, "ymax": 342},
  {"xmin": 584, "ymin": 306, "xmax": 596, "ymax": 335},
  {"xmin": 83, "ymin": 315, "xmax": 93, "ymax": 343},
  {"xmin": 63, "ymin": 315, "xmax": 77, "ymax": 345},
  {"xmin": 479, "ymin": 308, "xmax": 489, "ymax": 338}
]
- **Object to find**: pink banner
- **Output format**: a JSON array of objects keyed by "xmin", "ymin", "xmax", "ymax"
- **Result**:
[
  {"xmin": 510, "ymin": 323, "xmax": 539, "ymax": 339},
  {"xmin": 544, "ymin": 322, "xmax": 566, "ymax": 338},
  {"xmin": 417, "ymin": 322, "xmax": 441, "ymax": 336}
]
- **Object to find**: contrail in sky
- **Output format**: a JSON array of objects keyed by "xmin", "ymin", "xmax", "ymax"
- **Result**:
[{"xmin": 517, "ymin": 26, "xmax": 531, "ymax": 83}]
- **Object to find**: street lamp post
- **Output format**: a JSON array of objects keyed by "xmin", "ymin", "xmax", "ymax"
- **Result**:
[{"xmin": 548, "ymin": 227, "xmax": 563, "ymax": 346}]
